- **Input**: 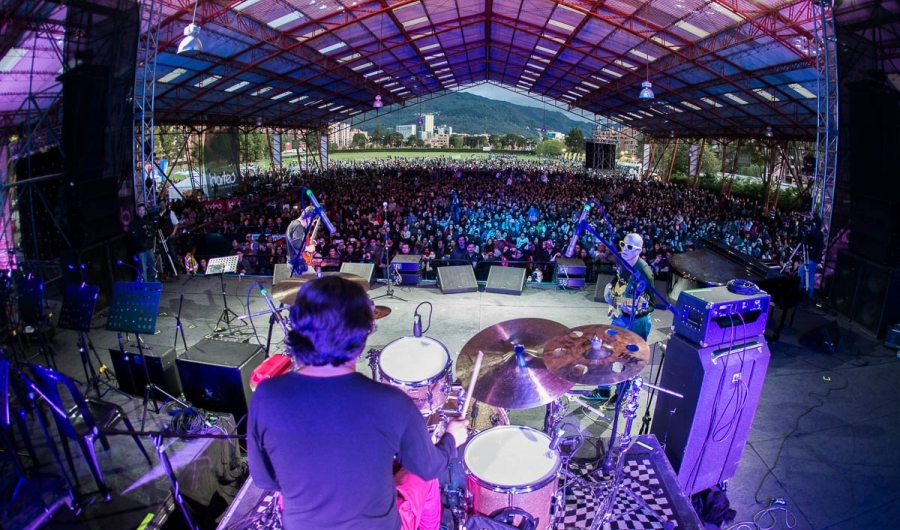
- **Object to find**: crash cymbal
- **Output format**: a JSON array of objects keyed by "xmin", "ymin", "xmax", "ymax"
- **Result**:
[
  {"xmin": 270, "ymin": 272, "xmax": 369, "ymax": 304},
  {"xmin": 373, "ymin": 306, "xmax": 392, "ymax": 319},
  {"xmin": 456, "ymin": 318, "xmax": 574, "ymax": 409},
  {"xmin": 543, "ymin": 324, "xmax": 650, "ymax": 386}
]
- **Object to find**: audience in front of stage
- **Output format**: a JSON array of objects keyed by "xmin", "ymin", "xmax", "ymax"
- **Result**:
[{"xmin": 162, "ymin": 156, "xmax": 811, "ymax": 282}]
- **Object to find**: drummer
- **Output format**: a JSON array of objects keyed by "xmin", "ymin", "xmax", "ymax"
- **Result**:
[
  {"xmin": 589, "ymin": 232, "xmax": 655, "ymax": 408},
  {"xmin": 248, "ymin": 275, "xmax": 469, "ymax": 530}
]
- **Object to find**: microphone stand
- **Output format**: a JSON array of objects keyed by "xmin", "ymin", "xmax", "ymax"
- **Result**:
[
  {"xmin": 99, "ymin": 427, "xmax": 248, "ymax": 530},
  {"xmin": 371, "ymin": 205, "xmax": 406, "ymax": 302}
]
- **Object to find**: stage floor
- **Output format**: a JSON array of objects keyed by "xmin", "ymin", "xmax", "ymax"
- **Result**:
[{"xmin": 2, "ymin": 274, "xmax": 898, "ymax": 530}]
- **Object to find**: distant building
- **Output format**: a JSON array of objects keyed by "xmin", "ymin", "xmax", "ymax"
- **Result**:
[
  {"xmin": 423, "ymin": 114, "xmax": 434, "ymax": 134},
  {"xmin": 544, "ymin": 131, "xmax": 565, "ymax": 140},
  {"xmin": 349, "ymin": 128, "xmax": 368, "ymax": 140},
  {"xmin": 396, "ymin": 124, "xmax": 416, "ymax": 137},
  {"xmin": 328, "ymin": 122, "xmax": 352, "ymax": 148},
  {"xmin": 428, "ymin": 134, "xmax": 450, "ymax": 148},
  {"xmin": 435, "ymin": 124, "xmax": 453, "ymax": 135}
]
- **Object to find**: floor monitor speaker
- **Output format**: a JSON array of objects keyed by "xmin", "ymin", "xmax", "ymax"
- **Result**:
[
  {"xmin": 650, "ymin": 333, "xmax": 770, "ymax": 495},
  {"xmin": 437, "ymin": 265, "xmax": 478, "ymax": 294},
  {"xmin": 109, "ymin": 344, "xmax": 182, "ymax": 397},
  {"xmin": 176, "ymin": 339, "xmax": 265, "ymax": 428},
  {"xmin": 272, "ymin": 264, "xmax": 292, "ymax": 285},
  {"xmin": 594, "ymin": 273, "xmax": 615, "ymax": 302},
  {"xmin": 340, "ymin": 262, "xmax": 375, "ymax": 285},
  {"xmin": 484, "ymin": 266, "xmax": 527, "ymax": 295}
]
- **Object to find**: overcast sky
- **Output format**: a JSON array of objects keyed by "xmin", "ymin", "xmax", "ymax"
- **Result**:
[{"xmin": 461, "ymin": 84, "xmax": 597, "ymax": 124}]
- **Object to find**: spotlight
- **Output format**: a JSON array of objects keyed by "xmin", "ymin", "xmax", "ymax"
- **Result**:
[
  {"xmin": 765, "ymin": 126, "xmax": 773, "ymax": 138},
  {"xmin": 177, "ymin": 23, "xmax": 203, "ymax": 56},
  {"xmin": 639, "ymin": 80, "xmax": 655, "ymax": 100},
  {"xmin": 373, "ymin": 95, "xmax": 384, "ymax": 109}
]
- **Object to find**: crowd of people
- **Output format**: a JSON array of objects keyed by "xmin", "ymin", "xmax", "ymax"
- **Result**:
[{"xmin": 148, "ymin": 156, "xmax": 812, "ymax": 284}]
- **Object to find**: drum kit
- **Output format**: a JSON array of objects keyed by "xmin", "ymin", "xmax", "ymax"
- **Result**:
[
  {"xmin": 367, "ymin": 316, "xmax": 680, "ymax": 530},
  {"xmin": 263, "ymin": 275, "xmax": 678, "ymax": 529}
]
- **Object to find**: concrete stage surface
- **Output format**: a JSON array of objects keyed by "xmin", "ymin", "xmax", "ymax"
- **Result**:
[{"xmin": 2, "ymin": 273, "xmax": 897, "ymax": 530}]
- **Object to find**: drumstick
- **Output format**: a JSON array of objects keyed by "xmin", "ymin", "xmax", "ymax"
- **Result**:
[{"xmin": 459, "ymin": 350, "xmax": 484, "ymax": 420}]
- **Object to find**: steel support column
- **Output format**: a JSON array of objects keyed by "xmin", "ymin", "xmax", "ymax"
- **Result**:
[
  {"xmin": 133, "ymin": 0, "xmax": 164, "ymax": 208},
  {"xmin": 813, "ymin": 0, "xmax": 839, "ymax": 249}
]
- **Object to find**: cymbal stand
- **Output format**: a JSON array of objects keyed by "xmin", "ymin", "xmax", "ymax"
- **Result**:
[
  {"xmin": 365, "ymin": 348, "xmax": 381, "ymax": 380},
  {"xmin": 588, "ymin": 376, "xmax": 682, "ymax": 530},
  {"xmin": 371, "ymin": 217, "xmax": 406, "ymax": 302}
]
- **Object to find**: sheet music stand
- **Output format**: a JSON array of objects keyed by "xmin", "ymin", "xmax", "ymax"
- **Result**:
[
  {"xmin": 58, "ymin": 284, "xmax": 127, "ymax": 399},
  {"xmin": 106, "ymin": 281, "xmax": 167, "ymax": 429},
  {"xmin": 16, "ymin": 276, "xmax": 57, "ymax": 369},
  {"xmin": 207, "ymin": 256, "xmax": 244, "ymax": 332}
]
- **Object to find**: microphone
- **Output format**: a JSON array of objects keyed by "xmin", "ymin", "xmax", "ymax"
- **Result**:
[
  {"xmin": 260, "ymin": 286, "xmax": 289, "ymax": 335},
  {"xmin": 548, "ymin": 425, "xmax": 565, "ymax": 452},
  {"xmin": 305, "ymin": 189, "xmax": 335, "ymax": 234},
  {"xmin": 413, "ymin": 313, "xmax": 422, "ymax": 338},
  {"xmin": 565, "ymin": 204, "xmax": 591, "ymax": 258}
]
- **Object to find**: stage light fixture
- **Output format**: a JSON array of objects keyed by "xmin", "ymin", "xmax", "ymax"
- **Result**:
[
  {"xmin": 639, "ymin": 80, "xmax": 655, "ymax": 100},
  {"xmin": 765, "ymin": 126, "xmax": 773, "ymax": 138},
  {"xmin": 177, "ymin": 1, "xmax": 203, "ymax": 56},
  {"xmin": 373, "ymin": 95, "xmax": 384, "ymax": 108}
]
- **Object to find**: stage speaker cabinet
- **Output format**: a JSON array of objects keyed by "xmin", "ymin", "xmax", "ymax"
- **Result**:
[
  {"xmin": 437, "ymin": 265, "xmax": 478, "ymax": 294},
  {"xmin": 484, "ymin": 266, "xmax": 527, "ymax": 295},
  {"xmin": 340, "ymin": 262, "xmax": 375, "ymax": 285},
  {"xmin": 272, "ymin": 264, "xmax": 292, "ymax": 285},
  {"xmin": 109, "ymin": 344, "xmax": 182, "ymax": 397},
  {"xmin": 650, "ymin": 333, "xmax": 771, "ymax": 495},
  {"xmin": 391, "ymin": 255, "xmax": 421, "ymax": 285},
  {"xmin": 829, "ymin": 249, "xmax": 900, "ymax": 338},
  {"xmin": 594, "ymin": 273, "xmax": 615, "ymax": 302},
  {"xmin": 176, "ymin": 339, "xmax": 265, "ymax": 427},
  {"xmin": 555, "ymin": 258, "xmax": 586, "ymax": 289}
]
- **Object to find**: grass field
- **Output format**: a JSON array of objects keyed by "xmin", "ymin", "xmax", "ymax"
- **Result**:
[{"xmin": 291, "ymin": 150, "xmax": 550, "ymax": 163}]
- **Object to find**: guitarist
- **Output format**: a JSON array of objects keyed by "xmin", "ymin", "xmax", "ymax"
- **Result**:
[
  {"xmin": 286, "ymin": 206, "xmax": 317, "ymax": 277},
  {"xmin": 590, "ymin": 233, "xmax": 655, "ymax": 408}
]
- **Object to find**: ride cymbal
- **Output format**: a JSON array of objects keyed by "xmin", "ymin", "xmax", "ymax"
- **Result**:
[
  {"xmin": 543, "ymin": 324, "xmax": 650, "ymax": 386},
  {"xmin": 270, "ymin": 272, "xmax": 369, "ymax": 304},
  {"xmin": 456, "ymin": 318, "xmax": 574, "ymax": 409}
]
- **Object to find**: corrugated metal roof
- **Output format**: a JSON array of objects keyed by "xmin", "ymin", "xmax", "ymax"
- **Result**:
[{"xmin": 1, "ymin": 0, "xmax": 898, "ymax": 139}]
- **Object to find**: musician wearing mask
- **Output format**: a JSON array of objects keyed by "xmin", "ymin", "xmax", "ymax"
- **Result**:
[{"xmin": 589, "ymin": 232, "xmax": 655, "ymax": 408}]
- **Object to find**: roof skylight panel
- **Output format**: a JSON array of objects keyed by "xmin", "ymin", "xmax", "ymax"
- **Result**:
[{"xmin": 268, "ymin": 12, "xmax": 303, "ymax": 30}]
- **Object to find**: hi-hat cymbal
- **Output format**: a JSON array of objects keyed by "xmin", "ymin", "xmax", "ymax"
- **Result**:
[
  {"xmin": 543, "ymin": 324, "xmax": 650, "ymax": 386},
  {"xmin": 456, "ymin": 318, "xmax": 574, "ymax": 409},
  {"xmin": 270, "ymin": 272, "xmax": 369, "ymax": 304},
  {"xmin": 373, "ymin": 306, "xmax": 391, "ymax": 319}
]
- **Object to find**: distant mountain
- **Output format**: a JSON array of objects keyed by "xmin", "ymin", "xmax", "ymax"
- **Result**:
[{"xmin": 361, "ymin": 92, "xmax": 594, "ymax": 138}]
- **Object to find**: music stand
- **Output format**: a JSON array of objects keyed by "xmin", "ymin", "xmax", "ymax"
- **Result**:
[
  {"xmin": 16, "ymin": 276, "xmax": 57, "ymax": 369},
  {"xmin": 207, "ymin": 255, "xmax": 244, "ymax": 332},
  {"xmin": 106, "ymin": 281, "xmax": 173, "ymax": 429},
  {"xmin": 58, "ymin": 284, "xmax": 127, "ymax": 399}
]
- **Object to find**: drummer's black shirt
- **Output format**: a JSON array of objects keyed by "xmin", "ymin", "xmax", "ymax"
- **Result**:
[{"xmin": 249, "ymin": 371, "xmax": 457, "ymax": 530}]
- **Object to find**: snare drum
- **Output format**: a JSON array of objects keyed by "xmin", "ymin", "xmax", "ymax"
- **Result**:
[
  {"xmin": 463, "ymin": 425, "xmax": 561, "ymax": 530},
  {"xmin": 378, "ymin": 336, "xmax": 452, "ymax": 414}
]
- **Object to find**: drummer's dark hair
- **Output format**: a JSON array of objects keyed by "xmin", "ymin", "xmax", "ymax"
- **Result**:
[{"xmin": 286, "ymin": 276, "xmax": 373, "ymax": 366}]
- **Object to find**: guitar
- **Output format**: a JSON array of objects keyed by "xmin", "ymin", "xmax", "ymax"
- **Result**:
[
  {"xmin": 301, "ymin": 216, "xmax": 322, "ymax": 268},
  {"xmin": 606, "ymin": 277, "xmax": 652, "ymax": 319}
]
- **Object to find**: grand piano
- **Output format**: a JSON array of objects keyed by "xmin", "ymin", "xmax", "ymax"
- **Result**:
[{"xmin": 668, "ymin": 237, "xmax": 803, "ymax": 339}]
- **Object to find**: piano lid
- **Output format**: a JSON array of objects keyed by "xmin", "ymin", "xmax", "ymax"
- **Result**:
[{"xmin": 669, "ymin": 237, "xmax": 788, "ymax": 286}]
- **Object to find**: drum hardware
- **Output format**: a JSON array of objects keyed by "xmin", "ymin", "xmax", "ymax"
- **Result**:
[
  {"xmin": 562, "ymin": 376, "xmax": 681, "ymax": 530},
  {"xmin": 373, "ymin": 305, "xmax": 392, "ymax": 319},
  {"xmin": 365, "ymin": 347, "xmax": 381, "ymax": 380},
  {"xmin": 456, "ymin": 319, "xmax": 574, "ymax": 410}
]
